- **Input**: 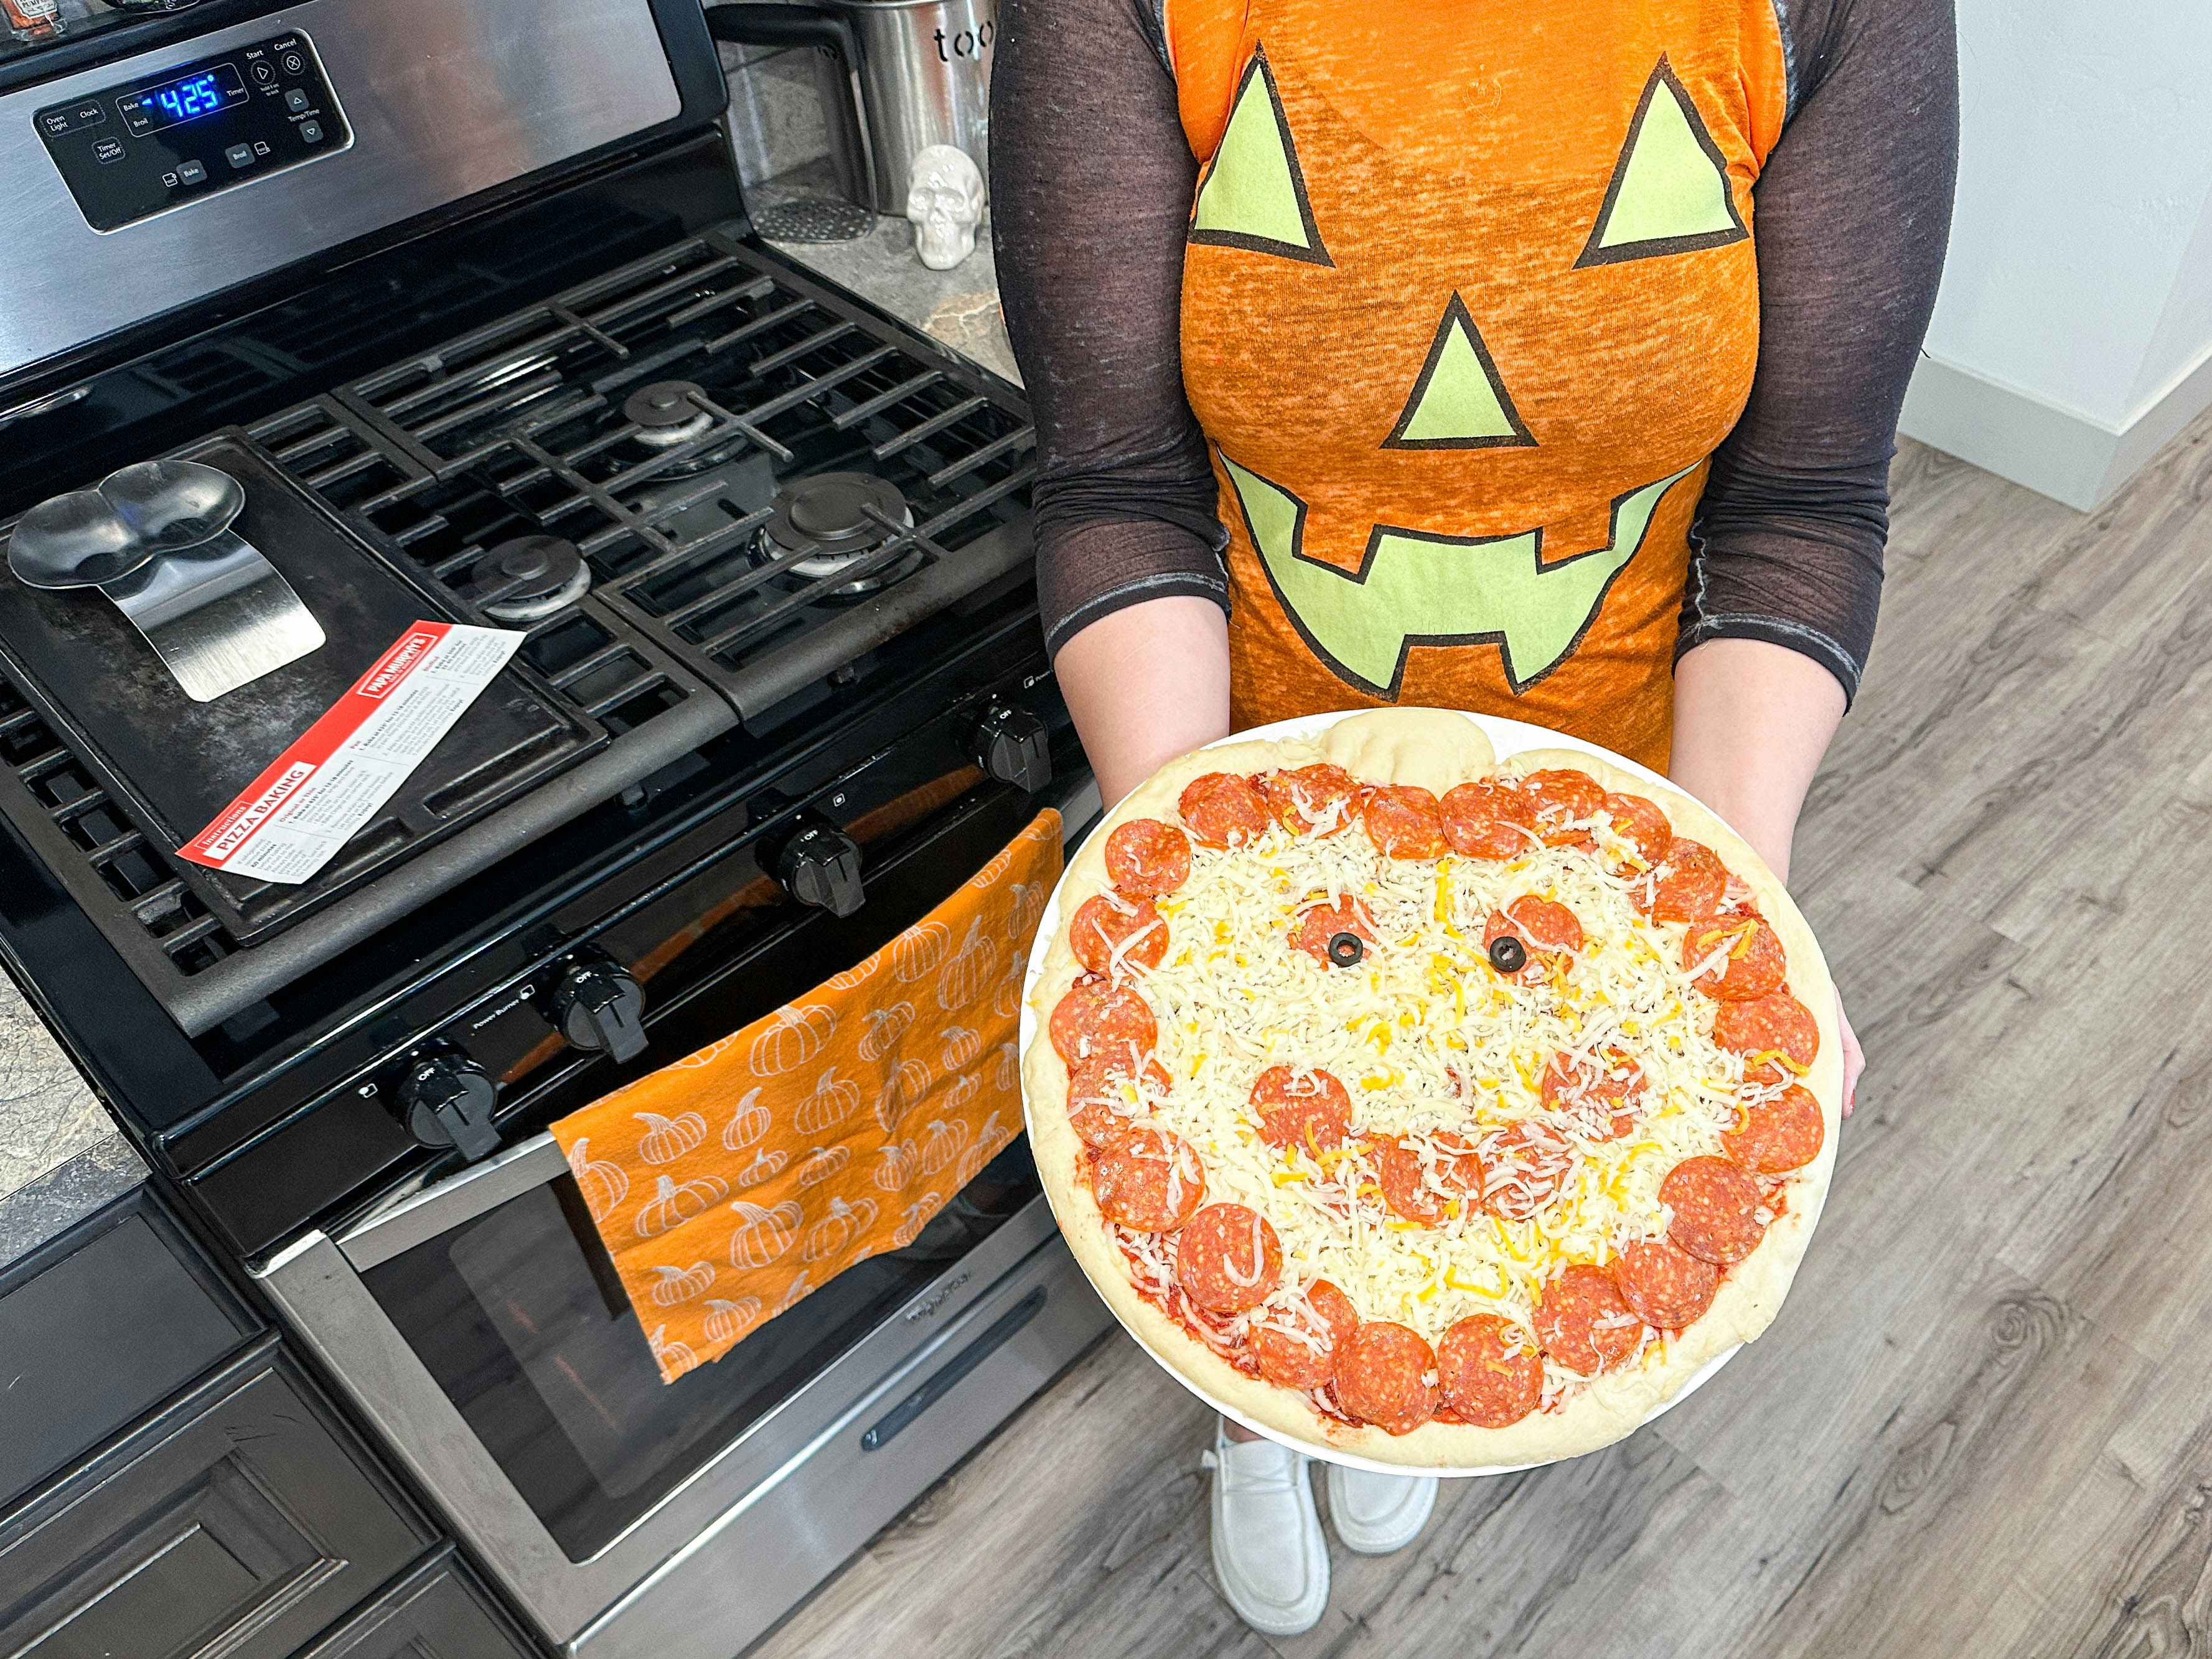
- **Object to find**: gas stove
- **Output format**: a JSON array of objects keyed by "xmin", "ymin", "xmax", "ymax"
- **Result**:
[
  {"xmin": 1, "ymin": 228, "xmax": 1039, "ymax": 1037},
  {"xmin": 0, "ymin": 6, "xmax": 1110, "ymax": 1655}
]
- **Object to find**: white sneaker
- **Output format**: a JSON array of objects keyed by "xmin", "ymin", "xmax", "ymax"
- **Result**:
[
  {"xmin": 1323, "ymin": 1463, "xmax": 1438, "ymax": 1554},
  {"xmin": 1201, "ymin": 1422, "xmax": 1330, "ymax": 1636}
]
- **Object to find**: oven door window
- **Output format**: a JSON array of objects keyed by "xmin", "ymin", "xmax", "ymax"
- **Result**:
[{"xmin": 360, "ymin": 1134, "xmax": 1038, "ymax": 1560}]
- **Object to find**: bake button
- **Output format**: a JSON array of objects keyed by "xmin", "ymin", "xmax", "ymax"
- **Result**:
[
  {"xmin": 284, "ymin": 88, "xmax": 309, "ymax": 112},
  {"xmin": 280, "ymin": 51, "xmax": 306, "ymax": 75},
  {"xmin": 298, "ymin": 120, "xmax": 323, "ymax": 144},
  {"xmin": 176, "ymin": 159, "xmax": 207, "ymax": 184},
  {"xmin": 225, "ymin": 142, "xmax": 254, "ymax": 169},
  {"xmin": 92, "ymin": 136, "xmax": 126, "ymax": 166},
  {"xmin": 250, "ymin": 60, "xmax": 276, "ymax": 84}
]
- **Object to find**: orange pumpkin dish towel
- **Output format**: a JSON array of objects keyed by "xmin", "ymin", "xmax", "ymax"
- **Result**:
[{"xmin": 553, "ymin": 810, "xmax": 1062, "ymax": 1382}]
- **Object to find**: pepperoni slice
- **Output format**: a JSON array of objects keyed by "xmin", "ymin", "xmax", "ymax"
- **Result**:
[
  {"xmin": 1066, "ymin": 1055, "xmax": 1171, "ymax": 1147},
  {"xmin": 1070, "ymin": 894, "xmax": 1168, "ymax": 976},
  {"xmin": 1535, "ymin": 1263, "xmax": 1641, "ymax": 1375},
  {"xmin": 1258, "ymin": 764, "xmax": 1361, "ymax": 836},
  {"xmin": 1723, "ymin": 1085, "xmax": 1825, "ymax": 1174},
  {"xmin": 1290, "ymin": 897, "xmax": 1377, "ymax": 965},
  {"xmin": 1612, "ymin": 1240, "xmax": 1719, "ymax": 1330},
  {"xmin": 1713, "ymin": 991, "xmax": 1821, "ymax": 1085},
  {"xmin": 1332, "ymin": 1321, "xmax": 1439, "ymax": 1434},
  {"xmin": 1486, "ymin": 1121, "xmax": 1577, "ymax": 1221},
  {"xmin": 1440, "ymin": 780, "xmax": 1537, "ymax": 861},
  {"xmin": 1048, "ymin": 978, "xmax": 1158, "ymax": 1067},
  {"xmin": 1250, "ymin": 1279, "xmax": 1359, "ymax": 1390},
  {"xmin": 1483, "ymin": 895, "xmax": 1584, "ymax": 983},
  {"xmin": 1600, "ymin": 792, "xmax": 1674, "ymax": 866},
  {"xmin": 1092, "ymin": 1127, "xmax": 1205, "ymax": 1231},
  {"xmin": 1176, "ymin": 1203, "xmax": 1283, "ymax": 1313},
  {"xmin": 1361, "ymin": 784, "xmax": 1446, "ymax": 859},
  {"xmin": 1684, "ymin": 914, "xmax": 1788, "ymax": 1001},
  {"xmin": 1179, "ymin": 772, "xmax": 1271, "ymax": 848},
  {"xmin": 1249, "ymin": 1066, "xmax": 1352, "ymax": 1152},
  {"xmin": 1436, "ymin": 1314, "xmax": 1544, "ymax": 1428},
  {"xmin": 1539, "ymin": 1050, "xmax": 1646, "ymax": 1140},
  {"xmin": 1631, "ymin": 838, "xmax": 1728, "ymax": 921},
  {"xmin": 1661, "ymin": 1156, "xmax": 1766, "ymax": 1264},
  {"xmin": 1104, "ymin": 819, "xmax": 1192, "ymax": 897},
  {"xmin": 1375, "ymin": 1133, "xmax": 1486, "ymax": 1225},
  {"xmin": 1524, "ymin": 769, "xmax": 1605, "ymax": 847}
]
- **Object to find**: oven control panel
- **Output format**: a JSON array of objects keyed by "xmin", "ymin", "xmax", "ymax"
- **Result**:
[{"xmin": 35, "ymin": 30, "xmax": 350, "ymax": 232}]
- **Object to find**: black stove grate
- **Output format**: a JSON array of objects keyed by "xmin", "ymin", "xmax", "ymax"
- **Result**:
[{"xmin": 0, "ymin": 225, "xmax": 1037, "ymax": 1032}]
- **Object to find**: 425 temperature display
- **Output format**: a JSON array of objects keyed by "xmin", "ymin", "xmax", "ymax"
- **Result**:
[{"xmin": 120, "ymin": 63, "xmax": 248, "ymax": 134}]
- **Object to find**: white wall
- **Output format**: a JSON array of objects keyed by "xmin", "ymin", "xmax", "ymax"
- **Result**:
[{"xmin": 1898, "ymin": 0, "xmax": 2212, "ymax": 508}]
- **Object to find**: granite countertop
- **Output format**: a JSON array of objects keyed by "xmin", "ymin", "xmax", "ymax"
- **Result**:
[
  {"xmin": 0, "ymin": 973, "xmax": 142, "ymax": 1264},
  {"xmin": 760, "ymin": 190, "xmax": 1019, "ymax": 389},
  {"xmin": 0, "ymin": 200, "xmax": 1008, "ymax": 1268}
]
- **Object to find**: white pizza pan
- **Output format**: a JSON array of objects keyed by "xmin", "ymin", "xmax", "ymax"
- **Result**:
[{"xmin": 1019, "ymin": 708, "xmax": 1743, "ymax": 1477}]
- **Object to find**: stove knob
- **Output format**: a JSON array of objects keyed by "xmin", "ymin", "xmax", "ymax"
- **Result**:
[
  {"xmin": 779, "ymin": 822, "xmax": 865, "ymax": 917},
  {"xmin": 555, "ymin": 956, "xmax": 648, "ymax": 1063},
  {"xmin": 397, "ymin": 1047, "xmax": 500, "ymax": 1162},
  {"xmin": 972, "ymin": 703, "xmax": 1051, "ymax": 793}
]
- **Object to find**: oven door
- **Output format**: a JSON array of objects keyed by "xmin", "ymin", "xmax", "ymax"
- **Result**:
[{"xmin": 255, "ymin": 774, "xmax": 1109, "ymax": 1658}]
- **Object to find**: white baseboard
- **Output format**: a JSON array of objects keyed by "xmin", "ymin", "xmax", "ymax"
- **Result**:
[{"xmin": 1897, "ymin": 345, "xmax": 2212, "ymax": 511}]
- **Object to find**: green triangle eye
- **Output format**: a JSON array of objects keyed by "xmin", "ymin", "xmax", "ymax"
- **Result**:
[
  {"xmin": 1383, "ymin": 294, "xmax": 1535, "ymax": 451},
  {"xmin": 1577, "ymin": 56, "xmax": 1748, "ymax": 267},
  {"xmin": 1189, "ymin": 46, "xmax": 1333, "ymax": 268}
]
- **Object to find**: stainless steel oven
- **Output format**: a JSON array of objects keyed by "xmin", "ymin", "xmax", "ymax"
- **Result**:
[{"xmin": 258, "ymin": 778, "xmax": 1109, "ymax": 1659}]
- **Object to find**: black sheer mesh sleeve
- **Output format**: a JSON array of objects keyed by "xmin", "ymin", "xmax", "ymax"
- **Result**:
[
  {"xmin": 990, "ymin": 0, "xmax": 1228, "ymax": 657},
  {"xmin": 1678, "ymin": 0, "xmax": 1959, "ymax": 699}
]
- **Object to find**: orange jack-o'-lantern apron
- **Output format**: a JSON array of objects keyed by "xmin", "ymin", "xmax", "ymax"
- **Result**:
[{"xmin": 1170, "ymin": 0, "xmax": 1789, "ymax": 770}]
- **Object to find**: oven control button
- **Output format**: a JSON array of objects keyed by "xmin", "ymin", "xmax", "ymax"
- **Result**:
[
  {"xmin": 555, "ymin": 957, "xmax": 649, "ymax": 1063},
  {"xmin": 972, "ymin": 703, "xmax": 1051, "ymax": 793},
  {"xmin": 398, "ymin": 1047, "xmax": 501, "ymax": 1161},
  {"xmin": 778, "ymin": 822, "xmax": 865, "ymax": 917}
]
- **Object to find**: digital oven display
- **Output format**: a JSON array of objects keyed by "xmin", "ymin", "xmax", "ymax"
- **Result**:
[{"xmin": 121, "ymin": 63, "xmax": 248, "ymax": 134}]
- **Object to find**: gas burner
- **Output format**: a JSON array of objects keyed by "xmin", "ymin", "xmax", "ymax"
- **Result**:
[
  {"xmin": 624, "ymin": 380, "xmax": 716, "ymax": 449},
  {"xmin": 759, "ymin": 472, "xmax": 919, "ymax": 596},
  {"xmin": 468, "ymin": 534, "xmax": 591, "ymax": 624}
]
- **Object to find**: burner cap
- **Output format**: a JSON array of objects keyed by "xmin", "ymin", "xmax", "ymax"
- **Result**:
[
  {"xmin": 625, "ymin": 381, "xmax": 716, "ymax": 449},
  {"xmin": 471, "ymin": 535, "xmax": 590, "ymax": 624},
  {"xmin": 762, "ymin": 473, "xmax": 918, "ymax": 594}
]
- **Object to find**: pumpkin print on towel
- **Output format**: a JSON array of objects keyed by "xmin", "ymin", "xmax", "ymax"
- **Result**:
[{"xmin": 550, "ymin": 810, "xmax": 1063, "ymax": 1381}]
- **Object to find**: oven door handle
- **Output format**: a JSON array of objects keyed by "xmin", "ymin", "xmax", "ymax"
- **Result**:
[{"xmin": 338, "ymin": 1130, "xmax": 568, "ymax": 1272}]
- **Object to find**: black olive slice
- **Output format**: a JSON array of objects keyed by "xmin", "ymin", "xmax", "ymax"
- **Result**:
[
  {"xmin": 1326, "ymin": 932, "xmax": 1366, "ymax": 968},
  {"xmin": 1487, "ymin": 934, "xmax": 1529, "ymax": 974}
]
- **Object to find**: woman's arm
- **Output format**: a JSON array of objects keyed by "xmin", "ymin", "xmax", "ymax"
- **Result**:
[
  {"xmin": 1667, "ymin": 0, "xmax": 1959, "ymax": 1113},
  {"xmin": 1054, "ymin": 593, "xmax": 1230, "ymax": 806}
]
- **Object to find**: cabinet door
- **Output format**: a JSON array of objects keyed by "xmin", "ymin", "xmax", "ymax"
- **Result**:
[
  {"xmin": 0, "ymin": 1344, "xmax": 431, "ymax": 1659},
  {"xmin": 301, "ymin": 1549, "xmax": 536, "ymax": 1659}
]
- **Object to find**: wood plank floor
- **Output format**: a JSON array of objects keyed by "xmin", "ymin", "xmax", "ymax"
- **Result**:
[{"xmin": 748, "ymin": 413, "xmax": 2212, "ymax": 1659}]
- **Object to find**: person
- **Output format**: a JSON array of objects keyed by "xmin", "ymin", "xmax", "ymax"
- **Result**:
[{"xmin": 991, "ymin": 0, "xmax": 1955, "ymax": 1635}]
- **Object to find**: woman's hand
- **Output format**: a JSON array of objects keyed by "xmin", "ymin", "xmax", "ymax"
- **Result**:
[{"xmin": 1669, "ymin": 638, "xmax": 1858, "ymax": 1116}]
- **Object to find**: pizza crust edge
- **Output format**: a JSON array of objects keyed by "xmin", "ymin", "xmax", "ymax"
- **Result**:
[{"xmin": 1021, "ymin": 709, "xmax": 1844, "ymax": 1469}]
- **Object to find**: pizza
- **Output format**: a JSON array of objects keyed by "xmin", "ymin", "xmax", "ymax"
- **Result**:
[{"xmin": 1021, "ymin": 709, "xmax": 1842, "ymax": 1467}]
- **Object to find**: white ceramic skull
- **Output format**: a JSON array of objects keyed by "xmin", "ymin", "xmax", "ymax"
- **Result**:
[{"xmin": 906, "ymin": 144, "xmax": 986, "ymax": 271}]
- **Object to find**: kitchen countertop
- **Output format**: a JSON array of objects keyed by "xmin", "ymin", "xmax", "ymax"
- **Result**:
[
  {"xmin": 0, "ymin": 972, "xmax": 141, "ymax": 1266},
  {"xmin": 0, "ymin": 197, "xmax": 1010, "ymax": 1270},
  {"xmin": 760, "ymin": 190, "xmax": 1019, "ymax": 388}
]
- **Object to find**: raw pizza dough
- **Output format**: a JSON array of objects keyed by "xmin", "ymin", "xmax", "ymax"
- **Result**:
[{"xmin": 1023, "ymin": 708, "xmax": 1842, "ymax": 1469}]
